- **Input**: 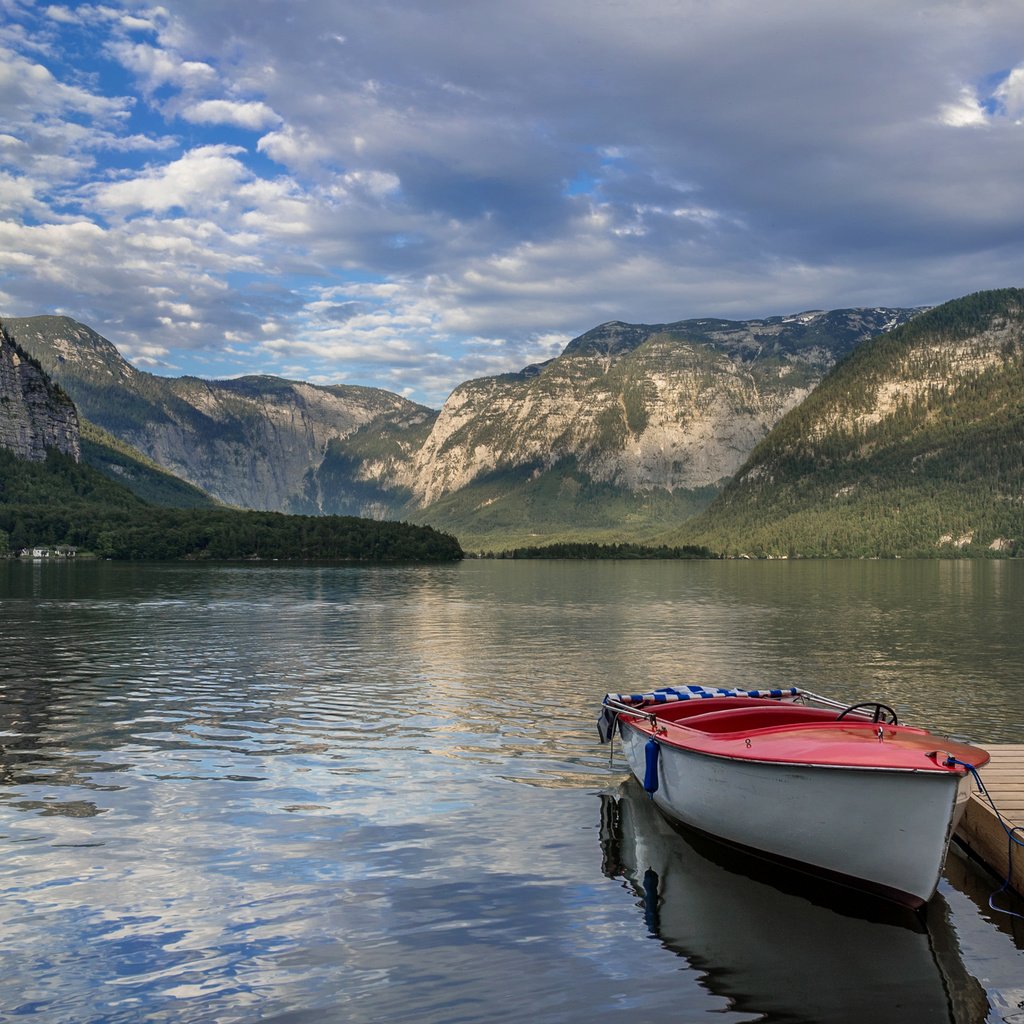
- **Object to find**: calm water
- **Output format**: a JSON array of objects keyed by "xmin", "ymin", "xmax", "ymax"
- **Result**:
[{"xmin": 1, "ymin": 558, "xmax": 1023, "ymax": 1023}]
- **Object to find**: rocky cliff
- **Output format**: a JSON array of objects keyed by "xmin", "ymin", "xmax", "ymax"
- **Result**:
[
  {"xmin": 400, "ymin": 308, "xmax": 922, "ymax": 507},
  {"xmin": 0, "ymin": 322, "xmax": 80, "ymax": 462},
  {"xmin": 3, "ymin": 316, "xmax": 434, "ymax": 514}
]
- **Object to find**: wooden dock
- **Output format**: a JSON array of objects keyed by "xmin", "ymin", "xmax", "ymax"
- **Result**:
[{"xmin": 954, "ymin": 744, "xmax": 1024, "ymax": 897}]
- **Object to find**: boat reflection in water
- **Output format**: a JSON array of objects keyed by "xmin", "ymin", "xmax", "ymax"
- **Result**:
[{"xmin": 600, "ymin": 779, "xmax": 989, "ymax": 1024}]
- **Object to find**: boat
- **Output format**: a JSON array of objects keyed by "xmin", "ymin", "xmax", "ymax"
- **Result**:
[{"xmin": 597, "ymin": 685, "xmax": 990, "ymax": 907}]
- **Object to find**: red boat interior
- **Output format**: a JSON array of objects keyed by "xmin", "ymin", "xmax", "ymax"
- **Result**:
[
  {"xmin": 626, "ymin": 696, "xmax": 990, "ymax": 771},
  {"xmin": 649, "ymin": 697, "xmax": 844, "ymax": 730}
]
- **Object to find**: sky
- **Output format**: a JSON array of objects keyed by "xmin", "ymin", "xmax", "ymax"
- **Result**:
[{"xmin": 2, "ymin": 0, "xmax": 1024, "ymax": 407}]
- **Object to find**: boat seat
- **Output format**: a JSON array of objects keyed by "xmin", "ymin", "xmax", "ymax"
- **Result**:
[
  {"xmin": 650, "ymin": 697, "xmax": 784, "ymax": 723},
  {"xmin": 679, "ymin": 704, "xmax": 840, "ymax": 734}
]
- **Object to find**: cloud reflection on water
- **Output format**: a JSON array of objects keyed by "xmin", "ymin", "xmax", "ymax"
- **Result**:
[{"xmin": 1, "ymin": 560, "xmax": 1022, "ymax": 1021}]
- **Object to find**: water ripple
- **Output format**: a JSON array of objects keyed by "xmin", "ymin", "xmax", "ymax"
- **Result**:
[{"xmin": 1, "ymin": 560, "xmax": 1022, "ymax": 1022}]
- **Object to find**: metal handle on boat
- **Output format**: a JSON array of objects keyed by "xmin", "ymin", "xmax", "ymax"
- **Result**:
[{"xmin": 602, "ymin": 697, "xmax": 658, "ymax": 728}]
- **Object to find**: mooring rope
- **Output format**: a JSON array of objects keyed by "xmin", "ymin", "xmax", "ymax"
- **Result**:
[{"xmin": 945, "ymin": 757, "xmax": 1024, "ymax": 922}]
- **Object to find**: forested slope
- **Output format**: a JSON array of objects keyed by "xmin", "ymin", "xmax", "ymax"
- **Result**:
[{"xmin": 675, "ymin": 289, "xmax": 1024, "ymax": 557}]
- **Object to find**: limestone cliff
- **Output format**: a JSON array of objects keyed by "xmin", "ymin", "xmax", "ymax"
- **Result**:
[
  {"xmin": 4, "ymin": 316, "xmax": 433, "ymax": 514},
  {"xmin": 400, "ymin": 308, "xmax": 921, "ymax": 506},
  {"xmin": 0, "ymin": 322, "xmax": 80, "ymax": 462}
]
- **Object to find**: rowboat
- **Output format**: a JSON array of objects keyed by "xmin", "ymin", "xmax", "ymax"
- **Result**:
[{"xmin": 598, "ymin": 686, "xmax": 990, "ymax": 907}]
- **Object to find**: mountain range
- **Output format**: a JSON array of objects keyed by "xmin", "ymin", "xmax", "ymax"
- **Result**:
[
  {"xmin": 3, "ymin": 305, "xmax": 923, "ymax": 550},
  {"xmin": 4, "ymin": 289, "xmax": 1024, "ymax": 557},
  {"xmin": 0, "ymin": 321, "xmax": 461, "ymax": 562}
]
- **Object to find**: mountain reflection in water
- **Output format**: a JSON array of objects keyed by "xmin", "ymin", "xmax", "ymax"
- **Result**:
[{"xmin": 599, "ymin": 779, "xmax": 990, "ymax": 1024}]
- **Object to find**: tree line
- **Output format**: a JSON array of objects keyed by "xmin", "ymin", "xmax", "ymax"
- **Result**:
[
  {"xmin": 488, "ymin": 541, "xmax": 717, "ymax": 559},
  {"xmin": 0, "ymin": 448, "xmax": 462, "ymax": 562}
]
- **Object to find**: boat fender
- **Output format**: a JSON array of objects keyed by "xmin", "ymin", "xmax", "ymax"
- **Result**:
[{"xmin": 643, "ymin": 738, "xmax": 660, "ymax": 794}]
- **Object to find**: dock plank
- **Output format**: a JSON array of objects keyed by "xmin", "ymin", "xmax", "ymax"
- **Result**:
[{"xmin": 954, "ymin": 744, "xmax": 1024, "ymax": 898}]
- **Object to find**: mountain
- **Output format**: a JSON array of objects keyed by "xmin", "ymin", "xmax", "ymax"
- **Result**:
[
  {"xmin": 2, "ymin": 316, "xmax": 435, "ymax": 516},
  {"xmin": 675, "ymin": 289, "xmax": 1024, "ymax": 557},
  {"xmin": 2, "ymin": 316, "xmax": 219, "ymax": 508},
  {"xmin": 11, "ymin": 292, "xmax": 1022, "ymax": 558},
  {"xmin": 79, "ymin": 420, "xmax": 219, "ymax": 509},
  {"xmin": 5, "ymin": 306, "xmax": 924, "ymax": 550},
  {"xmin": 0, "ymin": 323, "xmax": 80, "ymax": 463},
  {"xmin": 401, "ymin": 308, "xmax": 922, "ymax": 546},
  {"xmin": 0, "ymin": 331, "xmax": 461, "ymax": 561}
]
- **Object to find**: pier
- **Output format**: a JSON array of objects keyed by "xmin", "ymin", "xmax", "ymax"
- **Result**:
[{"xmin": 954, "ymin": 744, "xmax": 1024, "ymax": 898}]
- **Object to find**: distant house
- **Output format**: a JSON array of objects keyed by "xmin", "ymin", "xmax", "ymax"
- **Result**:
[{"xmin": 18, "ymin": 546, "xmax": 78, "ymax": 559}]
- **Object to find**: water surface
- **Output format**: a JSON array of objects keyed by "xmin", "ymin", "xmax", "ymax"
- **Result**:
[{"xmin": 1, "ymin": 559, "xmax": 1022, "ymax": 1022}]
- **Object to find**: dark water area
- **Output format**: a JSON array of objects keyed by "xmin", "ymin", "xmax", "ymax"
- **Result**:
[{"xmin": 1, "ymin": 559, "xmax": 1022, "ymax": 1022}]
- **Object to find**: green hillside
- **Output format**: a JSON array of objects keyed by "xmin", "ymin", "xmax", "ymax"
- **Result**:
[
  {"xmin": 0, "ymin": 448, "xmax": 462, "ymax": 561},
  {"xmin": 673, "ymin": 289, "xmax": 1024, "ymax": 558},
  {"xmin": 414, "ymin": 457, "xmax": 719, "ymax": 552}
]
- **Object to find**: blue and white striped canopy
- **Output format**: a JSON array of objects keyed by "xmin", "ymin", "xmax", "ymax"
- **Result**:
[
  {"xmin": 597, "ymin": 685, "xmax": 803, "ymax": 743},
  {"xmin": 605, "ymin": 684, "xmax": 802, "ymax": 706}
]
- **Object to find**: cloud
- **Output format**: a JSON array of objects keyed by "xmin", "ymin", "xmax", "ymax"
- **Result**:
[
  {"xmin": 91, "ymin": 145, "xmax": 252, "ymax": 216},
  {"xmin": 4, "ymin": 0, "xmax": 1024, "ymax": 405},
  {"xmin": 43, "ymin": 5, "xmax": 80, "ymax": 25},
  {"xmin": 940, "ymin": 87, "xmax": 990, "ymax": 127},
  {"xmin": 180, "ymin": 98, "xmax": 282, "ymax": 131},
  {"xmin": 256, "ymin": 125, "xmax": 333, "ymax": 172},
  {"xmin": 0, "ymin": 44, "xmax": 129, "ymax": 122},
  {"xmin": 939, "ymin": 66, "xmax": 1024, "ymax": 127},
  {"xmin": 992, "ymin": 65, "xmax": 1024, "ymax": 121},
  {"xmin": 106, "ymin": 40, "xmax": 218, "ymax": 95}
]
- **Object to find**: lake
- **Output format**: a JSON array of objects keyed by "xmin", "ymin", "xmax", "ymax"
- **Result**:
[{"xmin": 1, "ymin": 558, "xmax": 1022, "ymax": 1023}]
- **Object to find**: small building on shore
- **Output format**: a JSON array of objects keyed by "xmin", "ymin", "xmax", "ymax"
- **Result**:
[{"xmin": 18, "ymin": 546, "xmax": 78, "ymax": 559}]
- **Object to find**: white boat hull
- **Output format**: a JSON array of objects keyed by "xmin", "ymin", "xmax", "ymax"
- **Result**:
[{"xmin": 620, "ymin": 722, "xmax": 973, "ymax": 905}]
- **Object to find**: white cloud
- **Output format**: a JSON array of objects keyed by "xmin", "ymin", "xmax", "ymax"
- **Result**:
[
  {"xmin": 260, "ymin": 333, "xmax": 420, "ymax": 366},
  {"xmin": 341, "ymin": 170, "xmax": 401, "ymax": 199},
  {"xmin": 92, "ymin": 145, "xmax": 251, "ymax": 216},
  {"xmin": 257, "ymin": 125, "xmax": 333, "ymax": 172},
  {"xmin": 939, "ymin": 87, "xmax": 989, "ymax": 127},
  {"xmin": 0, "ymin": 172, "xmax": 40, "ymax": 217},
  {"xmin": 43, "ymin": 5, "xmax": 80, "ymax": 25},
  {"xmin": 941, "ymin": 68, "xmax": 1024, "ymax": 127},
  {"xmin": 107, "ymin": 40, "xmax": 217, "ymax": 94},
  {"xmin": 180, "ymin": 98, "xmax": 282, "ymax": 131},
  {"xmin": 119, "ymin": 13, "xmax": 161, "ymax": 33},
  {"xmin": 238, "ymin": 199, "xmax": 315, "ymax": 237},
  {"xmin": 0, "ymin": 45, "xmax": 129, "ymax": 122}
]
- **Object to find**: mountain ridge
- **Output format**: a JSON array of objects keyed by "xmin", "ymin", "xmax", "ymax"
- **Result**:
[
  {"xmin": 2, "ymin": 315, "xmax": 435, "ymax": 515},
  {"xmin": 2, "ymin": 304, "xmax": 938, "ymax": 550},
  {"xmin": 391, "ymin": 307, "xmax": 924, "ymax": 544},
  {"xmin": 675, "ymin": 288, "xmax": 1024, "ymax": 557}
]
